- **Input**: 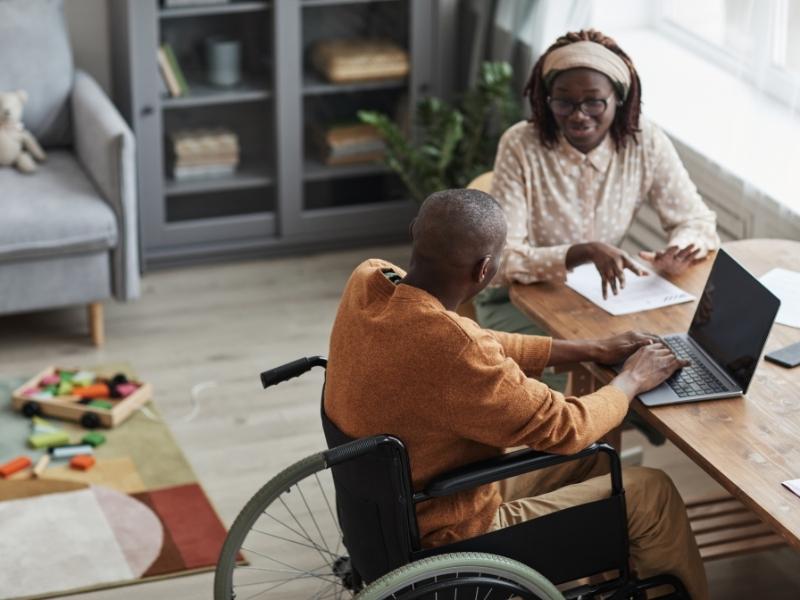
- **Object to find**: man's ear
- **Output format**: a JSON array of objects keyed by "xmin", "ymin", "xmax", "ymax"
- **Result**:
[
  {"xmin": 408, "ymin": 218, "xmax": 416, "ymax": 241},
  {"xmin": 475, "ymin": 255, "xmax": 492, "ymax": 284}
]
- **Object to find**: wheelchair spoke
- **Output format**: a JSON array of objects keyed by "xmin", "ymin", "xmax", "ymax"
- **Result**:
[
  {"xmin": 311, "ymin": 579, "xmax": 341, "ymax": 600},
  {"xmin": 262, "ymin": 508, "xmax": 335, "ymax": 567},
  {"xmin": 240, "ymin": 546, "xmax": 333, "ymax": 580},
  {"xmin": 249, "ymin": 527, "xmax": 340, "ymax": 558},
  {"xmin": 315, "ymin": 472, "xmax": 342, "ymax": 545},
  {"xmin": 297, "ymin": 480, "xmax": 332, "ymax": 553},
  {"xmin": 278, "ymin": 492, "xmax": 333, "ymax": 567}
]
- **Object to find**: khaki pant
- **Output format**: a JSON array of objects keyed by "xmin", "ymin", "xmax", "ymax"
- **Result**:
[{"xmin": 490, "ymin": 454, "xmax": 709, "ymax": 600}]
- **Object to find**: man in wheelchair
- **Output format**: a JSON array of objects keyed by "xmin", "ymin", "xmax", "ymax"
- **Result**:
[{"xmin": 324, "ymin": 189, "xmax": 709, "ymax": 599}]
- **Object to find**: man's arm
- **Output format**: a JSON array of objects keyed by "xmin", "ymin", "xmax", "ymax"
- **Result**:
[
  {"xmin": 488, "ymin": 329, "xmax": 659, "ymax": 372},
  {"xmin": 442, "ymin": 334, "xmax": 685, "ymax": 455},
  {"xmin": 548, "ymin": 332, "xmax": 659, "ymax": 367}
]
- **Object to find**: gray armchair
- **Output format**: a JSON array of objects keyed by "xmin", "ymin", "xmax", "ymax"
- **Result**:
[{"xmin": 0, "ymin": 0, "xmax": 140, "ymax": 345}]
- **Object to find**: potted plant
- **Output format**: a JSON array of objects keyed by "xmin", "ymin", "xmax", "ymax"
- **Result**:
[{"xmin": 358, "ymin": 62, "xmax": 522, "ymax": 204}]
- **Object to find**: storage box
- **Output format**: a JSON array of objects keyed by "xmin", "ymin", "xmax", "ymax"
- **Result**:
[{"xmin": 11, "ymin": 367, "xmax": 153, "ymax": 429}]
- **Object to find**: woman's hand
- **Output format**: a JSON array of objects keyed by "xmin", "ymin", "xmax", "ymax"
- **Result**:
[
  {"xmin": 592, "ymin": 331, "xmax": 660, "ymax": 365},
  {"xmin": 567, "ymin": 242, "xmax": 648, "ymax": 299},
  {"xmin": 638, "ymin": 244, "xmax": 704, "ymax": 276}
]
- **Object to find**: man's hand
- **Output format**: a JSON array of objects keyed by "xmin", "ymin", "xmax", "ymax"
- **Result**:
[
  {"xmin": 567, "ymin": 242, "xmax": 648, "ymax": 300},
  {"xmin": 611, "ymin": 342, "xmax": 690, "ymax": 401},
  {"xmin": 638, "ymin": 244, "xmax": 704, "ymax": 276},
  {"xmin": 592, "ymin": 331, "xmax": 660, "ymax": 365}
]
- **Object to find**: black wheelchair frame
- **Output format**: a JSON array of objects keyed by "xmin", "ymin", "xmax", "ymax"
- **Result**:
[{"xmin": 260, "ymin": 356, "xmax": 691, "ymax": 600}]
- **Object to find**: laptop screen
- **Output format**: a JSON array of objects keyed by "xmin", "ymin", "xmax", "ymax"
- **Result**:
[{"xmin": 688, "ymin": 250, "xmax": 780, "ymax": 393}]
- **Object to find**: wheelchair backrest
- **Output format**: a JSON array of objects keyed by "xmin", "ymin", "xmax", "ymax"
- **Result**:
[{"xmin": 321, "ymin": 400, "xmax": 421, "ymax": 584}]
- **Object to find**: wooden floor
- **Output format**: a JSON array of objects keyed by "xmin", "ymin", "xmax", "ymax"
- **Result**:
[{"xmin": 1, "ymin": 244, "xmax": 799, "ymax": 599}]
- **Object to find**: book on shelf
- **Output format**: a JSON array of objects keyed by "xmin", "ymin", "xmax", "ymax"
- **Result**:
[
  {"xmin": 173, "ymin": 164, "xmax": 237, "ymax": 180},
  {"xmin": 311, "ymin": 122, "xmax": 385, "ymax": 166},
  {"xmin": 168, "ymin": 128, "xmax": 241, "ymax": 180},
  {"xmin": 162, "ymin": 44, "xmax": 190, "ymax": 95},
  {"xmin": 157, "ymin": 47, "xmax": 181, "ymax": 97},
  {"xmin": 311, "ymin": 39, "xmax": 410, "ymax": 84}
]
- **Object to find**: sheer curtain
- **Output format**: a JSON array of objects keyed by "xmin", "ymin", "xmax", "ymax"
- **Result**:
[{"xmin": 460, "ymin": 0, "xmax": 593, "ymax": 95}]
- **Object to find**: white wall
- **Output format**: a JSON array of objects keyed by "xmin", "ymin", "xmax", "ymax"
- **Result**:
[
  {"xmin": 64, "ymin": 0, "xmax": 111, "ymax": 93},
  {"xmin": 590, "ymin": 0, "xmax": 655, "ymax": 34}
]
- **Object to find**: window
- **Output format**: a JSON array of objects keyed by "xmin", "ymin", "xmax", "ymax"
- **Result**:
[{"xmin": 657, "ymin": 0, "xmax": 800, "ymax": 106}]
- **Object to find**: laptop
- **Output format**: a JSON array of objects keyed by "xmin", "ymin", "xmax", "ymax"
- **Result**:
[{"xmin": 635, "ymin": 249, "xmax": 780, "ymax": 407}]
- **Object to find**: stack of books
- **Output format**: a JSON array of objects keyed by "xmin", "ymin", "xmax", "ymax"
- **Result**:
[
  {"xmin": 311, "ymin": 122, "xmax": 385, "ymax": 166},
  {"xmin": 168, "ymin": 128, "xmax": 240, "ymax": 180},
  {"xmin": 157, "ymin": 43, "xmax": 189, "ymax": 97}
]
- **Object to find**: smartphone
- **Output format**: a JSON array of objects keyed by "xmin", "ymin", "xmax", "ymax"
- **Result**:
[{"xmin": 764, "ymin": 341, "xmax": 800, "ymax": 368}]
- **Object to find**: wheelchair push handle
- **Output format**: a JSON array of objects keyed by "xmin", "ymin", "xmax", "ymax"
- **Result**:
[{"xmin": 260, "ymin": 356, "xmax": 328, "ymax": 389}]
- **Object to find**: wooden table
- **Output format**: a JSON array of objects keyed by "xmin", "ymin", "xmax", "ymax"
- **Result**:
[{"xmin": 511, "ymin": 239, "xmax": 800, "ymax": 558}]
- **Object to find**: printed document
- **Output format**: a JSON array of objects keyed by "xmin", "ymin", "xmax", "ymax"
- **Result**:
[
  {"xmin": 565, "ymin": 263, "xmax": 695, "ymax": 316},
  {"xmin": 759, "ymin": 268, "xmax": 800, "ymax": 329}
]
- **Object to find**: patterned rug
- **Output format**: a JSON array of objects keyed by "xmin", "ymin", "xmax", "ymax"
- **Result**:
[{"xmin": 0, "ymin": 367, "xmax": 228, "ymax": 600}]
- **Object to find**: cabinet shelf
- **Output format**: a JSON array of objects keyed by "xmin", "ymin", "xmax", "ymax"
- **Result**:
[
  {"xmin": 302, "ymin": 72, "xmax": 407, "ymax": 96},
  {"xmin": 303, "ymin": 158, "xmax": 389, "ymax": 181},
  {"xmin": 302, "ymin": 0, "xmax": 399, "ymax": 6},
  {"xmin": 112, "ymin": 0, "xmax": 431, "ymax": 268},
  {"xmin": 160, "ymin": 1, "xmax": 270, "ymax": 19},
  {"xmin": 161, "ymin": 76, "xmax": 271, "ymax": 109},
  {"xmin": 165, "ymin": 167, "xmax": 274, "ymax": 196}
]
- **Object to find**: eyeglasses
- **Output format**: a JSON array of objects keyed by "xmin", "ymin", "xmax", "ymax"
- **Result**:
[{"xmin": 547, "ymin": 95, "xmax": 617, "ymax": 117}]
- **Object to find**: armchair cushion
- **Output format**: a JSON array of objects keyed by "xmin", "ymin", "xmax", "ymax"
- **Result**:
[
  {"xmin": 0, "ymin": 151, "xmax": 118, "ymax": 262},
  {"xmin": 0, "ymin": 0, "xmax": 74, "ymax": 147}
]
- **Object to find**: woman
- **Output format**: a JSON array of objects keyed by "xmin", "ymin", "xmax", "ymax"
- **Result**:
[{"xmin": 476, "ymin": 29, "xmax": 719, "ymax": 337}]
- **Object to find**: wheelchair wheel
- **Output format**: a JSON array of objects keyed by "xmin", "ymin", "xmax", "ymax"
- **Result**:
[
  {"xmin": 214, "ymin": 452, "xmax": 356, "ymax": 600},
  {"xmin": 357, "ymin": 552, "xmax": 565, "ymax": 600}
]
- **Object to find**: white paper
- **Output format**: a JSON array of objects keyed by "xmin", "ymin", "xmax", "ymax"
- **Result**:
[
  {"xmin": 565, "ymin": 263, "xmax": 695, "ymax": 316},
  {"xmin": 759, "ymin": 268, "xmax": 800, "ymax": 329},
  {"xmin": 782, "ymin": 479, "xmax": 800, "ymax": 499}
]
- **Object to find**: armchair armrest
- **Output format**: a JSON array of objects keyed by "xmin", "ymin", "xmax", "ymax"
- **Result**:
[
  {"xmin": 414, "ymin": 443, "xmax": 621, "ymax": 503},
  {"xmin": 72, "ymin": 70, "xmax": 140, "ymax": 300}
]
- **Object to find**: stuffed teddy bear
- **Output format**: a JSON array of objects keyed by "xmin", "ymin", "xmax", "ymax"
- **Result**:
[{"xmin": 0, "ymin": 90, "xmax": 46, "ymax": 174}]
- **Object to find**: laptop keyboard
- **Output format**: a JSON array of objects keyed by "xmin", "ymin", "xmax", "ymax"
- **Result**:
[{"xmin": 663, "ymin": 336, "xmax": 729, "ymax": 398}]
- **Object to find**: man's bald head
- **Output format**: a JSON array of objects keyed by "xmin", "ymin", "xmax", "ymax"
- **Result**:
[{"xmin": 411, "ymin": 189, "xmax": 507, "ymax": 267}]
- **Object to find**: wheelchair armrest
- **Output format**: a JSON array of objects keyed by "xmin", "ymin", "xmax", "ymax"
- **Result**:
[{"xmin": 414, "ymin": 443, "xmax": 621, "ymax": 503}]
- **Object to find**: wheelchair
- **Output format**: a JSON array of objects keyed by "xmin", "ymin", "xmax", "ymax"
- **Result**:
[{"xmin": 214, "ymin": 357, "xmax": 691, "ymax": 600}]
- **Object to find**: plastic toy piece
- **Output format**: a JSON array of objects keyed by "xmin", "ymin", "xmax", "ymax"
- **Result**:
[
  {"xmin": 40, "ymin": 374, "xmax": 60, "ymax": 386},
  {"xmin": 0, "ymin": 456, "xmax": 32, "ymax": 478},
  {"xmin": 57, "ymin": 381, "xmax": 74, "ymax": 396},
  {"xmin": 32, "ymin": 454, "xmax": 51, "ymax": 478},
  {"xmin": 69, "ymin": 455, "xmax": 96, "ymax": 471},
  {"xmin": 71, "ymin": 383, "xmax": 110, "ymax": 399},
  {"xmin": 29, "ymin": 431, "xmax": 70, "ymax": 449},
  {"xmin": 32, "ymin": 416, "xmax": 56, "ymax": 428},
  {"xmin": 115, "ymin": 383, "xmax": 138, "ymax": 397},
  {"xmin": 73, "ymin": 370, "xmax": 95, "ymax": 385},
  {"xmin": 82, "ymin": 432, "xmax": 106, "ymax": 447},
  {"xmin": 87, "ymin": 400, "xmax": 113, "ymax": 410},
  {"xmin": 58, "ymin": 370, "xmax": 74, "ymax": 383},
  {"xmin": 31, "ymin": 416, "xmax": 60, "ymax": 434},
  {"xmin": 50, "ymin": 444, "xmax": 94, "ymax": 459}
]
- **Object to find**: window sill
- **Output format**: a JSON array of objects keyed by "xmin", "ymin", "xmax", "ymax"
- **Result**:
[{"xmin": 613, "ymin": 29, "xmax": 800, "ymax": 222}]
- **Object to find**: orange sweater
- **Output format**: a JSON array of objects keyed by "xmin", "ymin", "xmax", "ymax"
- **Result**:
[{"xmin": 324, "ymin": 259, "xmax": 629, "ymax": 548}]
